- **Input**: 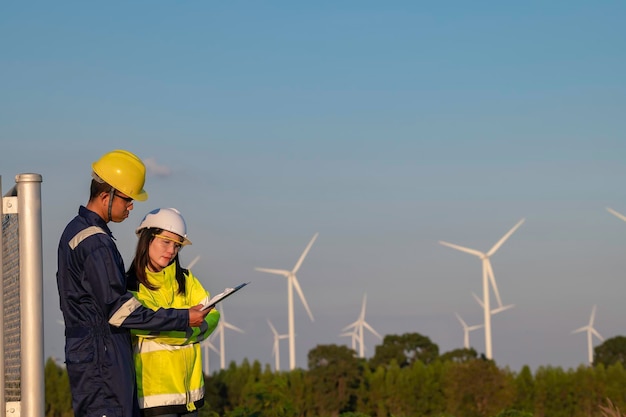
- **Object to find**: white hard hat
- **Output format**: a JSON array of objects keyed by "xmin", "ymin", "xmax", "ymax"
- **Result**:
[{"xmin": 136, "ymin": 208, "xmax": 192, "ymax": 246}]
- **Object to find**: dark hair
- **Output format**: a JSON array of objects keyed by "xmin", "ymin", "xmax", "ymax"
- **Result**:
[
  {"xmin": 90, "ymin": 179, "xmax": 112, "ymax": 201},
  {"xmin": 126, "ymin": 228, "xmax": 188, "ymax": 295}
]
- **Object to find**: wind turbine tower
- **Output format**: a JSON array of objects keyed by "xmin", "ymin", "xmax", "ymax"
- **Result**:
[
  {"xmin": 201, "ymin": 339, "xmax": 219, "ymax": 376},
  {"xmin": 439, "ymin": 218, "xmax": 524, "ymax": 359},
  {"xmin": 209, "ymin": 305, "xmax": 244, "ymax": 369},
  {"xmin": 255, "ymin": 233, "xmax": 317, "ymax": 370},
  {"xmin": 341, "ymin": 294, "xmax": 382, "ymax": 357},
  {"xmin": 572, "ymin": 305, "xmax": 604, "ymax": 365},
  {"xmin": 340, "ymin": 327, "xmax": 358, "ymax": 352},
  {"xmin": 267, "ymin": 320, "xmax": 289, "ymax": 371},
  {"xmin": 455, "ymin": 313, "xmax": 483, "ymax": 349}
]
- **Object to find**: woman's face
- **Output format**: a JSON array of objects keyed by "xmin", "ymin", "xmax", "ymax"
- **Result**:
[{"xmin": 148, "ymin": 231, "xmax": 183, "ymax": 271}]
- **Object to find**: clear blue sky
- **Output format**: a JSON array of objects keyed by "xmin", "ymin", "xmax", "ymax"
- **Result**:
[{"xmin": 2, "ymin": 1, "xmax": 626, "ymax": 372}]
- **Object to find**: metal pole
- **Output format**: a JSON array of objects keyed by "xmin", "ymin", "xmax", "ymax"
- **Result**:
[
  {"xmin": 0, "ymin": 175, "xmax": 5, "ymax": 416},
  {"xmin": 17, "ymin": 174, "xmax": 44, "ymax": 417}
]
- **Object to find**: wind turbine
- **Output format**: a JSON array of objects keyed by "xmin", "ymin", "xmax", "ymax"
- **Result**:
[
  {"xmin": 439, "ymin": 218, "xmax": 524, "ymax": 359},
  {"xmin": 267, "ymin": 320, "xmax": 289, "ymax": 371},
  {"xmin": 255, "ymin": 233, "xmax": 317, "ymax": 370},
  {"xmin": 607, "ymin": 207, "xmax": 626, "ymax": 223},
  {"xmin": 341, "ymin": 294, "xmax": 382, "ymax": 358},
  {"xmin": 209, "ymin": 305, "xmax": 244, "ymax": 369},
  {"xmin": 201, "ymin": 339, "xmax": 219, "ymax": 376},
  {"xmin": 187, "ymin": 255, "xmax": 201, "ymax": 270},
  {"xmin": 572, "ymin": 305, "xmax": 604, "ymax": 365},
  {"xmin": 455, "ymin": 313, "xmax": 483, "ymax": 349},
  {"xmin": 471, "ymin": 292, "xmax": 515, "ymax": 315},
  {"xmin": 340, "ymin": 326, "xmax": 359, "ymax": 352}
]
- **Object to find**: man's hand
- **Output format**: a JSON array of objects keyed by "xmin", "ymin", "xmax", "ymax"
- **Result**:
[{"xmin": 189, "ymin": 304, "xmax": 211, "ymax": 327}]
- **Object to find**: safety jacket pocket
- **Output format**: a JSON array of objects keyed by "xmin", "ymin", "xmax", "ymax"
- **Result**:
[{"xmin": 65, "ymin": 332, "xmax": 95, "ymax": 364}]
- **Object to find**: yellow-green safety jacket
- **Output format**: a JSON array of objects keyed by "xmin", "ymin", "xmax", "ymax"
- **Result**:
[{"xmin": 131, "ymin": 262, "xmax": 220, "ymax": 416}]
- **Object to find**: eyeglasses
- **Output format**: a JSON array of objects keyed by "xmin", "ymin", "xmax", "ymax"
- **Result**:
[
  {"xmin": 114, "ymin": 192, "xmax": 134, "ymax": 205},
  {"xmin": 153, "ymin": 233, "xmax": 183, "ymax": 251}
]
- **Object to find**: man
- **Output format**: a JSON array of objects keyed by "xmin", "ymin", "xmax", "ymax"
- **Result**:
[{"xmin": 57, "ymin": 149, "xmax": 210, "ymax": 417}]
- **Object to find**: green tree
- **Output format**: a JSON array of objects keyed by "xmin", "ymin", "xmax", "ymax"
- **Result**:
[
  {"xmin": 285, "ymin": 369, "xmax": 313, "ymax": 416},
  {"xmin": 381, "ymin": 360, "xmax": 403, "ymax": 416},
  {"xmin": 494, "ymin": 410, "xmax": 534, "ymax": 417},
  {"xmin": 207, "ymin": 359, "xmax": 262, "ymax": 415},
  {"xmin": 571, "ymin": 364, "xmax": 605, "ymax": 417},
  {"xmin": 440, "ymin": 347, "xmax": 479, "ymax": 363},
  {"xmin": 370, "ymin": 332, "xmax": 439, "ymax": 369},
  {"xmin": 533, "ymin": 366, "xmax": 582, "ymax": 417},
  {"xmin": 225, "ymin": 359, "xmax": 262, "ymax": 409},
  {"xmin": 604, "ymin": 362, "xmax": 626, "ymax": 411},
  {"xmin": 412, "ymin": 360, "xmax": 447, "ymax": 416},
  {"xmin": 308, "ymin": 344, "xmax": 362, "ymax": 417},
  {"xmin": 44, "ymin": 358, "xmax": 72, "ymax": 417},
  {"xmin": 387, "ymin": 359, "xmax": 447, "ymax": 417},
  {"xmin": 204, "ymin": 370, "xmax": 229, "ymax": 415},
  {"xmin": 359, "ymin": 362, "xmax": 388, "ymax": 417},
  {"xmin": 228, "ymin": 377, "xmax": 297, "ymax": 417},
  {"xmin": 595, "ymin": 336, "xmax": 626, "ymax": 368},
  {"xmin": 511, "ymin": 365, "xmax": 534, "ymax": 412},
  {"xmin": 444, "ymin": 358, "xmax": 515, "ymax": 417}
]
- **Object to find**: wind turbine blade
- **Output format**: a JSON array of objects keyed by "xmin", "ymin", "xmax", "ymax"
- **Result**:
[
  {"xmin": 468, "ymin": 324, "xmax": 484, "ymax": 331},
  {"xmin": 223, "ymin": 322, "xmax": 244, "ymax": 333},
  {"xmin": 188, "ymin": 255, "xmax": 201, "ymax": 270},
  {"xmin": 572, "ymin": 326, "xmax": 588, "ymax": 334},
  {"xmin": 203, "ymin": 339, "xmax": 219, "ymax": 353},
  {"xmin": 492, "ymin": 304, "xmax": 514, "ymax": 314},
  {"xmin": 340, "ymin": 331, "xmax": 355, "ymax": 338},
  {"xmin": 607, "ymin": 207, "xmax": 626, "ymax": 223},
  {"xmin": 455, "ymin": 313, "xmax": 468, "ymax": 329},
  {"xmin": 360, "ymin": 294, "xmax": 367, "ymax": 319},
  {"xmin": 591, "ymin": 328, "xmax": 604, "ymax": 341},
  {"xmin": 363, "ymin": 321, "xmax": 382, "ymax": 339},
  {"xmin": 486, "ymin": 218, "xmax": 525, "ymax": 257},
  {"xmin": 292, "ymin": 233, "xmax": 319, "ymax": 273},
  {"xmin": 255, "ymin": 267, "xmax": 289, "ymax": 276},
  {"xmin": 267, "ymin": 319, "xmax": 278, "ymax": 335},
  {"xmin": 292, "ymin": 276, "xmax": 314, "ymax": 321},
  {"xmin": 485, "ymin": 261, "xmax": 504, "ymax": 307},
  {"xmin": 589, "ymin": 305, "xmax": 597, "ymax": 326},
  {"xmin": 472, "ymin": 292, "xmax": 484, "ymax": 308},
  {"xmin": 342, "ymin": 320, "xmax": 359, "ymax": 331},
  {"xmin": 439, "ymin": 241, "xmax": 484, "ymax": 258}
]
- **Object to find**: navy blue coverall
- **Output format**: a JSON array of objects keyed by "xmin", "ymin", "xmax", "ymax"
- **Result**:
[{"xmin": 57, "ymin": 206, "xmax": 189, "ymax": 417}]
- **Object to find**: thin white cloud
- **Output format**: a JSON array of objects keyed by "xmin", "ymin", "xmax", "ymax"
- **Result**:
[{"xmin": 144, "ymin": 157, "xmax": 172, "ymax": 178}]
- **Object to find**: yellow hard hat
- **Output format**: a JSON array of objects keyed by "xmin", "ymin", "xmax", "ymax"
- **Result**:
[{"xmin": 91, "ymin": 149, "xmax": 148, "ymax": 201}]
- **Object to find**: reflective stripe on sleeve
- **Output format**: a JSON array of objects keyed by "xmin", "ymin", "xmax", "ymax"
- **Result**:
[
  {"xmin": 69, "ymin": 226, "xmax": 107, "ymax": 250},
  {"xmin": 109, "ymin": 297, "xmax": 143, "ymax": 327}
]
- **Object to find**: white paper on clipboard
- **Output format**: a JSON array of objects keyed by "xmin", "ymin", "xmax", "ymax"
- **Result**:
[{"xmin": 199, "ymin": 282, "xmax": 250, "ymax": 311}]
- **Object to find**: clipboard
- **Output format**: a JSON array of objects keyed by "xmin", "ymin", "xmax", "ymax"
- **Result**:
[{"xmin": 200, "ymin": 282, "xmax": 250, "ymax": 311}]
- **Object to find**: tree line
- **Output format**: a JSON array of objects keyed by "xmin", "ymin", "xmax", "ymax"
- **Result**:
[{"xmin": 44, "ymin": 333, "xmax": 626, "ymax": 417}]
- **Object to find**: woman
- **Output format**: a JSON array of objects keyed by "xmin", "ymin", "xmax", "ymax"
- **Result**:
[{"xmin": 127, "ymin": 207, "xmax": 220, "ymax": 417}]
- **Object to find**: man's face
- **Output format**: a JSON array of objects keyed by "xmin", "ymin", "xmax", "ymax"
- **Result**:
[{"xmin": 106, "ymin": 191, "xmax": 134, "ymax": 223}]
